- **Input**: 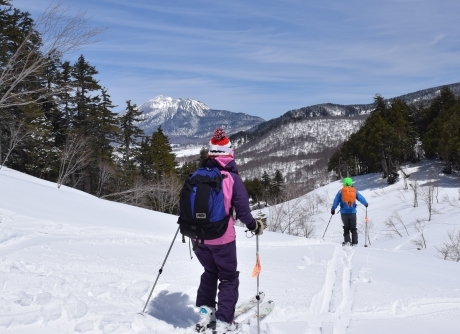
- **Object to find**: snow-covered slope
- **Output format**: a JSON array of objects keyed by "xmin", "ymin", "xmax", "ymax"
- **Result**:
[
  {"xmin": 235, "ymin": 116, "xmax": 366, "ymax": 186},
  {"xmin": 132, "ymin": 96, "xmax": 264, "ymax": 143},
  {"xmin": 0, "ymin": 161, "xmax": 460, "ymax": 333},
  {"xmin": 230, "ymin": 82, "xmax": 460, "ymax": 187}
]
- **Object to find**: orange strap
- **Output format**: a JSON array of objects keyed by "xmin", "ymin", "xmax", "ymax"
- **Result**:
[{"xmin": 252, "ymin": 254, "xmax": 261, "ymax": 277}]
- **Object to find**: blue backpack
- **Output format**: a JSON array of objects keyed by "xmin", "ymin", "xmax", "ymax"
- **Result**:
[{"xmin": 178, "ymin": 167, "xmax": 230, "ymax": 241}]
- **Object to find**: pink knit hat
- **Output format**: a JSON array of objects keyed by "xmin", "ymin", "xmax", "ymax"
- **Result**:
[{"xmin": 208, "ymin": 128, "xmax": 234, "ymax": 157}]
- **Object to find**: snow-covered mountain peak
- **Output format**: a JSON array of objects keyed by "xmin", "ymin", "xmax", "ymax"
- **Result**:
[{"xmin": 137, "ymin": 95, "xmax": 211, "ymax": 119}]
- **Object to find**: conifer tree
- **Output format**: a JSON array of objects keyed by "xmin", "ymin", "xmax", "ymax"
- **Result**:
[
  {"xmin": 422, "ymin": 89, "xmax": 460, "ymax": 174},
  {"xmin": 41, "ymin": 60, "xmax": 65, "ymax": 139},
  {"xmin": 199, "ymin": 146, "xmax": 208, "ymax": 164},
  {"xmin": 421, "ymin": 87, "xmax": 458, "ymax": 136},
  {"xmin": 71, "ymin": 55, "xmax": 101, "ymax": 130},
  {"xmin": 261, "ymin": 171, "xmax": 271, "ymax": 203},
  {"xmin": 244, "ymin": 177, "xmax": 263, "ymax": 204},
  {"xmin": 55, "ymin": 61, "xmax": 75, "ymax": 129},
  {"xmin": 118, "ymin": 100, "xmax": 144, "ymax": 166},
  {"xmin": 252, "ymin": 177, "xmax": 263, "ymax": 204},
  {"xmin": 150, "ymin": 126, "xmax": 177, "ymax": 179},
  {"xmin": 91, "ymin": 88, "xmax": 119, "ymax": 160},
  {"xmin": 272, "ymin": 169, "xmax": 284, "ymax": 199},
  {"xmin": 82, "ymin": 88, "xmax": 120, "ymax": 193},
  {"xmin": 137, "ymin": 136, "xmax": 151, "ymax": 178}
]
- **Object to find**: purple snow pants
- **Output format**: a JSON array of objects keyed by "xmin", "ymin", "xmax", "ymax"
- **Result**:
[{"xmin": 193, "ymin": 240, "xmax": 239, "ymax": 323}]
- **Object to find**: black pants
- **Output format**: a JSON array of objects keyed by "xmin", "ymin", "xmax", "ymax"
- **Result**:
[{"xmin": 341, "ymin": 213, "xmax": 357, "ymax": 244}]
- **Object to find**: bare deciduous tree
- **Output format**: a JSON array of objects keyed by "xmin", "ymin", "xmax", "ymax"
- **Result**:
[
  {"xmin": 383, "ymin": 211, "xmax": 409, "ymax": 238},
  {"xmin": 442, "ymin": 194, "xmax": 460, "ymax": 208},
  {"xmin": 96, "ymin": 161, "xmax": 114, "ymax": 197},
  {"xmin": 392, "ymin": 211, "xmax": 409, "ymax": 236},
  {"xmin": 268, "ymin": 196, "xmax": 304, "ymax": 234},
  {"xmin": 297, "ymin": 215, "xmax": 316, "ymax": 238},
  {"xmin": 57, "ymin": 131, "xmax": 91, "ymax": 188},
  {"xmin": 396, "ymin": 190, "xmax": 408, "ymax": 204},
  {"xmin": 412, "ymin": 219, "xmax": 427, "ymax": 249},
  {"xmin": 0, "ymin": 121, "xmax": 33, "ymax": 169},
  {"xmin": 267, "ymin": 192, "xmax": 324, "ymax": 238},
  {"xmin": 0, "ymin": 2, "xmax": 104, "ymax": 109},
  {"xmin": 420, "ymin": 185, "xmax": 435, "ymax": 221},
  {"xmin": 435, "ymin": 230, "xmax": 460, "ymax": 262},
  {"xmin": 101, "ymin": 178, "xmax": 150, "ymax": 206},
  {"xmin": 384, "ymin": 216, "xmax": 402, "ymax": 237},
  {"xmin": 409, "ymin": 179, "xmax": 418, "ymax": 207},
  {"xmin": 429, "ymin": 164, "xmax": 443, "ymax": 203},
  {"xmin": 100, "ymin": 175, "xmax": 182, "ymax": 214},
  {"xmin": 399, "ymin": 166, "xmax": 410, "ymax": 190},
  {"xmin": 146, "ymin": 175, "xmax": 183, "ymax": 214}
]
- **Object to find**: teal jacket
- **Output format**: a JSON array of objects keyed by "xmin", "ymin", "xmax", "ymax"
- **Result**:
[{"xmin": 332, "ymin": 188, "xmax": 368, "ymax": 214}]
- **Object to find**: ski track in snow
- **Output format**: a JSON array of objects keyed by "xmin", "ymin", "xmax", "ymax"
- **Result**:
[{"xmin": 304, "ymin": 245, "xmax": 354, "ymax": 334}]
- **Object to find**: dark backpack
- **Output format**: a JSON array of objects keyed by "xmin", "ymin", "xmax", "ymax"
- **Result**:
[{"xmin": 177, "ymin": 167, "xmax": 230, "ymax": 241}]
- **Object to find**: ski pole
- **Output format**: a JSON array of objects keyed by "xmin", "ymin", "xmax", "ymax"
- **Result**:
[
  {"xmin": 364, "ymin": 207, "xmax": 369, "ymax": 247},
  {"xmin": 251, "ymin": 223, "xmax": 264, "ymax": 334},
  {"xmin": 141, "ymin": 225, "xmax": 180, "ymax": 314},
  {"xmin": 256, "ymin": 234, "xmax": 260, "ymax": 334},
  {"xmin": 322, "ymin": 214, "xmax": 333, "ymax": 239},
  {"xmin": 367, "ymin": 207, "xmax": 371, "ymax": 246}
]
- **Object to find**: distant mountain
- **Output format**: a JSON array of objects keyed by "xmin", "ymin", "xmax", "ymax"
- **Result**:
[
  {"xmin": 231, "ymin": 82, "xmax": 460, "ymax": 147},
  {"xmin": 229, "ymin": 82, "xmax": 460, "ymax": 190},
  {"xmin": 134, "ymin": 96, "xmax": 265, "ymax": 144}
]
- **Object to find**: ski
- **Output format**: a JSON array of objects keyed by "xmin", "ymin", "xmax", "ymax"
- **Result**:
[
  {"xmin": 194, "ymin": 292, "xmax": 265, "ymax": 333},
  {"xmin": 241, "ymin": 299, "xmax": 275, "ymax": 323},
  {"xmin": 234, "ymin": 291, "xmax": 265, "ymax": 319},
  {"xmin": 212, "ymin": 300, "xmax": 275, "ymax": 334}
]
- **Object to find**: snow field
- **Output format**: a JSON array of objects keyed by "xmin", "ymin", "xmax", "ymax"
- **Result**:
[{"xmin": 0, "ymin": 160, "xmax": 460, "ymax": 333}]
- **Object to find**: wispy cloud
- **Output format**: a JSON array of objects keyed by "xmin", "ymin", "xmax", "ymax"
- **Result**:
[{"xmin": 10, "ymin": 0, "xmax": 460, "ymax": 119}]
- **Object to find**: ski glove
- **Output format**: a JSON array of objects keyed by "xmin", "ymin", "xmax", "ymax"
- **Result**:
[
  {"xmin": 365, "ymin": 204, "xmax": 368, "ymax": 208},
  {"xmin": 252, "ymin": 219, "xmax": 266, "ymax": 236},
  {"xmin": 331, "ymin": 209, "xmax": 335, "ymax": 215}
]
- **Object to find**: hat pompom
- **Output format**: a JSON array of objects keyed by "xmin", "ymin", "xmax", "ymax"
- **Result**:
[
  {"xmin": 208, "ymin": 127, "xmax": 233, "ymax": 157},
  {"xmin": 210, "ymin": 128, "xmax": 230, "ymax": 146},
  {"xmin": 213, "ymin": 128, "xmax": 226, "ymax": 141}
]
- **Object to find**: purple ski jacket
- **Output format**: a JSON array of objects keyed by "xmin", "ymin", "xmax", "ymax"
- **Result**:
[{"xmin": 201, "ymin": 156, "xmax": 256, "ymax": 245}]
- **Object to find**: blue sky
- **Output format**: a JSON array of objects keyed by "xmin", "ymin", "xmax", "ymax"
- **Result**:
[{"xmin": 12, "ymin": 0, "xmax": 460, "ymax": 120}]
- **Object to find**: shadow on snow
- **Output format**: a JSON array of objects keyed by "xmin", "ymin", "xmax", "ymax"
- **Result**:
[{"xmin": 147, "ymin": 290, "xmax": 199, "ymax": 329}]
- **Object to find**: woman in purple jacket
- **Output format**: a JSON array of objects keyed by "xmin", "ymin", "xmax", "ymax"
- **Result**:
[{"xmin": 194, "ymin": 128, "xmax": 264, "ymax": 333}]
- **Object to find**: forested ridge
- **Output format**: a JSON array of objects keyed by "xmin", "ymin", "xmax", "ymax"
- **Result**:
[{"xmin": 328, "ymin": 87, "xmax": 460, "ymax": 183}]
